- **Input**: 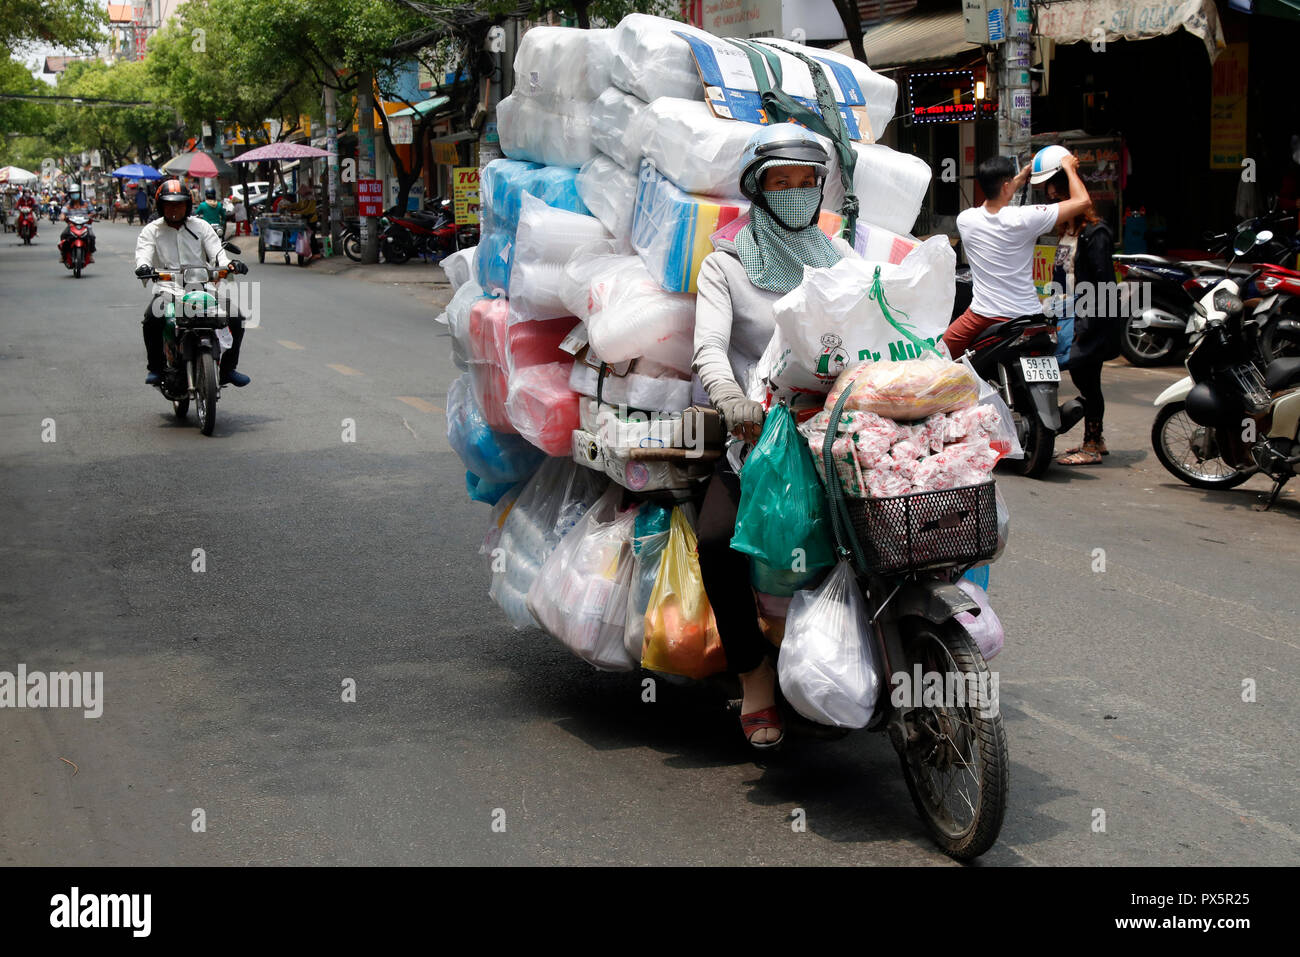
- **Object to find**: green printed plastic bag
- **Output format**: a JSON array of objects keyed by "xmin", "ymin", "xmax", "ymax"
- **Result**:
[{"xmin": 731, "ymin": 404, "xmax": 837, "ymax": 574}]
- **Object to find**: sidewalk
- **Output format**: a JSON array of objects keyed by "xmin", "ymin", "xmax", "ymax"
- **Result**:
[{"xmin": 308, "ymin": 253, "xmax": 450, "ymax": 286}]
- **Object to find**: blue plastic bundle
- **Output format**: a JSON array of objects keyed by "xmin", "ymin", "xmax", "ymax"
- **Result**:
[
  {"xmin": 446, "ymin": 375, "xmax": 544, "ymax": 485},
  {"xmin": 466, "ymin": 471, "xmax": 516, "ymax": 506},
  {"xmin": 480, "ymin": 158, "xmax": 542, "ymax": 233}
]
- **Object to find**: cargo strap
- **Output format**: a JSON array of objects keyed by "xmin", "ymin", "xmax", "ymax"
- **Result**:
[
  {"xmin": 725, "ymin": 39, "xmax": 859, "ymax": 241},
  {"xmin": 821, "ymin": 385, "xmax": 869, "ymax": 574}
]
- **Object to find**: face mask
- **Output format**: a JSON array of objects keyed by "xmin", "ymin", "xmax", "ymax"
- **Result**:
[{"xmin": 763, "ymin": 186, "xmax": 821, "ymax": 230}]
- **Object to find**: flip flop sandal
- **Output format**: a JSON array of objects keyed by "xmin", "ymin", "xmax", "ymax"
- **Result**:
[
  {"xmin": 740, "ymin": 706, "xmax": 784, "ymax": 750},
  {"xmin": 1057, "ymin": 449, "xmax": 1103, "ymax": 466}
]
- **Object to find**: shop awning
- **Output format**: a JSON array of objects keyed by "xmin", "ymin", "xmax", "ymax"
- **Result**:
[
  {"xmin": 389, "ymin": 95, "xmax": 450, "ymax": 118},
  {"xmin": 1035, "ymin": 0, "xmax": 1227, "ymax": 61},
  {"xmin": 831, "ymin": 11, "xmax": 981, "ymax": 69}
]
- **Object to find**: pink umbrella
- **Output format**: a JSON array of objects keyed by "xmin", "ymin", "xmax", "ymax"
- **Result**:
[{"xmin": 232, "ymin": 143, "xmax": 334, "ymax": 163}]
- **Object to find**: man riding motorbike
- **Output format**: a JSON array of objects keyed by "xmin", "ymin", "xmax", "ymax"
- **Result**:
[
  {"xmin": 59, "ymin": 187, "xmax": 96, "ymax": 260},
  {"xmin": 134, "ymin": 178, "xmax": 251, "ymax": 388},
  {"xmin": 693, "ymin": 126, "xmax": 859, "ymax": 751}
]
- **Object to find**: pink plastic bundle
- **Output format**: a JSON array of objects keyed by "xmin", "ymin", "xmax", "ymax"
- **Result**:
[
  {"xmin": 910, "ymin": 439, "xmax": 1000, "ymax": 490},
  {"xmin": 470, "ymin": 361, "xmax": 514, "ymax": 433},
  {"xmin": 506, "ymin": 361, "xmax": 581, "ymax": 455},
  {"xmin": 468, "ymin": 298, "xmax": 511, "ymax": 365},
  {"xmin": 505, "ymin": 316, "xmax": 577, "ymax": 370}
]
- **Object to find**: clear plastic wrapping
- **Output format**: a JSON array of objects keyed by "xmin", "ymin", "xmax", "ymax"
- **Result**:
[
  {"xmin": 821, "ymin": 142, "xmax": 932, "ymax": 235},
  {"xmin": 441, "ymin": 246, "xmax": 477, "ymax": 293},
  {"xmin": 576, "ymin": 156, "xmax": 639, "ymax": 249},
  {"xmin": 505, "ymin": 361, "xmax": 582, "ymax": 456},
  {"xmin": 527, "ymin": 486, "xmax": 638, "ymax": 672},
  {"xmin": 629, "ymin": 99, "xmax": 756, "ymax": 199},
  {"xmin": 446, "ymin": 374, "xmax": 545, "ymax": 485},
  {"xmin": 509, "ymin": 193, "xmax": 611, "ymax": 322},
  {"xmin": 513, "ymin": 26, "xmax": 613, "ymax": 104},
  {"xmin": 584, "ymin": 253, "xmax": 697, "ymax": 372},
  {"xmin": 497, "ymin": 94, "xmax": 598, "ymax": 169},
  {"xmin": 489, "ymin": 457, "xmax": 608, "ymax": 629},
  {"xmin": 609, "ymin": 14, "xmax": 710, "ymax": 103},
  {"xmin": 777, "ymin": 561, "xmax": 880, "ymax": 729},
  {"xmin": 589, "ymin": 87, "xmax": 647, "ymax": 171},
  {"xmin": 446, "ymin": 282, "xmax": 486, "ymax": 371}
]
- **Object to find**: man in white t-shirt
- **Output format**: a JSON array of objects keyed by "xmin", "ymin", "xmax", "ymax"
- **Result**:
[{"xmin": 944, "ymin": 153, "xmax": 1091, "ymax": 358}]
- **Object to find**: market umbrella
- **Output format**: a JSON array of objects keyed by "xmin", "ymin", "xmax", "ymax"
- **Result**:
[
  {"xmin": 161, "ymin": 150, "xmax": 235, "ymax": 178},
  {"xmin": 0, "ymin": 166, "xmax": 38, "ymax": 185},
  {"xmin": 230, "ymin": 143, "xmax": 333, "ymax": 163},
  {"xmin": 110, "ymin": 163, "xmax": 163, "ymax": 180}
]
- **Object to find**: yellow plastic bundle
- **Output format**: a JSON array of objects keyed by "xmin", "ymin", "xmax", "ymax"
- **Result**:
[
  {"xmin": 641, "ymin": 508, "xmax": 727, "ymax": 679},
  {"xmin": 827, "ymin": 356, "xmax": 978, "ymax": 421}
]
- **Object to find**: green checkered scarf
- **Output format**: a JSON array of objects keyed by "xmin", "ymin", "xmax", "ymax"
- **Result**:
[{"xmin": 735, "ymin": 162, "xmax": 841, "ymax": 293}]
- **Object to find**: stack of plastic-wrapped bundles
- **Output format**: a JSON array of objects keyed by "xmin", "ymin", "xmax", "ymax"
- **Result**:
[{"xmin": 441, "ymin": 15, "xmax": 945, "ymax": 672}]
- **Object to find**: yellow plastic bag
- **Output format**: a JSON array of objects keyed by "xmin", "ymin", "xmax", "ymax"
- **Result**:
[{"xmin": 641, "ymin": 508, "xmax": 728, "ymax": 679}]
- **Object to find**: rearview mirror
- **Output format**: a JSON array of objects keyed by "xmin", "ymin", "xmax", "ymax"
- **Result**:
[{"xmin": 1232, "ymin": 228, "xmax": 1263, "ymax": 257}]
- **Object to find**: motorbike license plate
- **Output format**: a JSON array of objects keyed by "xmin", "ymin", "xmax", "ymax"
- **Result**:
[
  {"xmin": 1020, "ymin": 356, "xmax": 1060, "ymax": 382},
  {"xmin": 215, "ymin": 328, "xmax": 234, "ymax": 350}
]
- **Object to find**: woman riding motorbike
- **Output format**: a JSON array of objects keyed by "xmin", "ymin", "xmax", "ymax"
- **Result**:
[{"xmin": 693, "ymin": 126, "xmax": 857, "ymax": 751}]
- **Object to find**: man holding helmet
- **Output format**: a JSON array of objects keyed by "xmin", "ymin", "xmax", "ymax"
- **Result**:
[
  {"xmin": 134, "ymin": 178, "xmax": 251, "ymax": 388},
  {"xmin": 944, "ymin": 146, "xmax": 1091, "ymax": 359}
]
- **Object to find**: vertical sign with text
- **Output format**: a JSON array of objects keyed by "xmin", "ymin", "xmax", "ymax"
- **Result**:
[
  {"xmin": 357, "ymin": 179, "xmax": 383, "ymax": 217},
  {"xmin": 452, "ymin": 167, "xmax": 480, "ymax": 226}
]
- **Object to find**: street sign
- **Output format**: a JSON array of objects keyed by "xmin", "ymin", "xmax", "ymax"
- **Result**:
[
  {"xmin": 452, "ymin": 166, "xmax": 479, "ymax": 225},
  {"xmin": 357, "ymin": 178, "xmax": 383, "ymax": 217}
]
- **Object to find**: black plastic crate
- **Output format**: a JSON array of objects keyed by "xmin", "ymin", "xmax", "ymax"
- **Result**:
[{"xmin": 846, "ymin": 481, "xmax": 998, "ymax": 574}]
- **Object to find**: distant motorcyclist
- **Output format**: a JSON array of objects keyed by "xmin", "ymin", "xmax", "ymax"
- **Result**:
[
  {"xmin": 59, "ymin": 188, "xmax": 96, "ymax": 258},
  {"xmin": 195, "ymin": 187, "xmax": 225, "ymax": 236},
  {"xmin": 134, "ymin": 178, "xmax": 251, "ymax": 388}
]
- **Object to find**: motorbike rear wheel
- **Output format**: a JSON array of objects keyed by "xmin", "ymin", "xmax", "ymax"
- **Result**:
[
  {"xmin": 1259, "ymin": 313, "xmax": 1300, "ymax": 362},
  {"xmin": 1151, "ymin": 401, "xmax": 1254, "ymax": 489},
  {"xmin": 342, "ymin": 231, "xmax": 363, "ymax": 262},
  {"xmin": 1121, "ymin": 316, "xmax": 1179, "ymax": 366},
  {"xmin": 1007, "ymin": 408, "xmax": 1055, "ymax": 478},
  {"xmin": 384, "ymin": 234, "xmax": 411, "ymax": 264},
  {"xmin": 896, "ymin": 617, "xmax": 1008, "ymax": 861},
  {"xmin": 194, "ymin": 350, "xmax": 218, "ymax": 436}
]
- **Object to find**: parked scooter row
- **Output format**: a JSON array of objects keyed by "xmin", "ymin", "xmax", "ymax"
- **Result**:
[
  {"xmin": 1151, "ymin": 227, "xmax": 1300, "ymax": 508},
  {"xmin": 340, "ymin": 199, "xmax": 479, "ymax": 264}
]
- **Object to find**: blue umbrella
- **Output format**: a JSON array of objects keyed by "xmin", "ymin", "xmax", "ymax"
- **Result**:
[{"xmin": 110, "ymin": 163, "xmax": 163, "ymax": 180}]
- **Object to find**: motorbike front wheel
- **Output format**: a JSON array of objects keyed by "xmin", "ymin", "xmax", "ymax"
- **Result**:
[
  {"xmin": 72, "ymin": 249, "xmax": 83, "ymax": 278},
  {"xmin": 895, "ymin": 617, "xmax": 1008, "ymax": 861},
  {"xmin": 1151, "ymin": 401, "xmax": 1254, "ymax": 489},
  {"xmin": 383, "ymin": 236, "xmax": 411, "ymax": 264},
  {"xmin": 342, "ymin": 231, "xmax": 363, "ymax": 262},
  {"xmin": 1120, "ymin": 316, "xmax": 1179, "ymax": 366},
  {"xmin": 194, "ymin": 350, "xmax": 218, "ymax": 436}
]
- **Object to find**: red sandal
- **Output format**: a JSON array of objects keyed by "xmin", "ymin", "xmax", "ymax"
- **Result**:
[{"xmin": 740, "ymin": 706, "xmax": 784, "ymax": 750}]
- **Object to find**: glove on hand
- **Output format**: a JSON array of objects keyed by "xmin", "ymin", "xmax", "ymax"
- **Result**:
[
  {"xmin": 716, "ymin": 395, "xmax": 765, "ymax": 438},
  {"xmin": 227, "ymin": 260, "xmax": 248, "ymax": 274},
  {"xmin": 134, "ymin": 264, "xmax": 153, "ymax": 278}
]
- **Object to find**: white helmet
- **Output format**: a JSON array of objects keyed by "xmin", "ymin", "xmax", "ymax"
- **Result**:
[{"xmin": 1030, "ymin": 144, "xmax": 1071, "ymax": 185}]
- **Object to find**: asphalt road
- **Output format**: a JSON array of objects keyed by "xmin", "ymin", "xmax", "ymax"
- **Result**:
[{"xmin": 1, "ymin": 222, "xmax": 1297, "ymax": 866}]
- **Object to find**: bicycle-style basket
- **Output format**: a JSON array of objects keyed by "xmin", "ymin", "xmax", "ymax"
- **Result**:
[{"xmin": 844, "ymin": 481, "xmax": 998, "ymax": 574}]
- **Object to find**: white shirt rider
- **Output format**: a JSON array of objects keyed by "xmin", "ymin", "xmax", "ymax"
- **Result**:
[{"xmin": 135, "ymin": 213, "xmax": 231, "ymax": 273}]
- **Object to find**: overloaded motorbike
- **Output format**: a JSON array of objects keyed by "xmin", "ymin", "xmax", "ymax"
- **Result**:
[
  {"xmin": 1152, "ymin": 228, "xmax": 1300, "ymax": 508},
  {"xmin": 16, "ymin": 206, "xmax": 37, "ymax": 244},
  {"xmin": 59, "ymin": 212, "xmax": 94, "ymax": 278},
  {"xmin": 627, "ymin": 405, "xmax": 1010, "ymax": 861},
  {"xmin": 137, "ymin": 242, "xmax": 243, "ymax": 436}
]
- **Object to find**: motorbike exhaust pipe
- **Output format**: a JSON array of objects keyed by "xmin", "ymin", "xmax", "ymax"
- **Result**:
[{"xmin": 1132, "ymin": 308, "xmax": 1188, "ymax": 332}]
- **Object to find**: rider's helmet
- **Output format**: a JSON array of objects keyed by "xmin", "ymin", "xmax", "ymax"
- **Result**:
[
  {"xmin": 738, "ymin": 124, "xmax": 830, "ymax": 230},
  {"xmin": 205, "ymin": 188, "xmax": 217, "ymax": 200},
  {"xmin": 1030, "ymin": 144, "xmax": 1072, "ymax": 186},
  {"xmin": 155, "ymin": 178, "xmax": 193, "ymax": 217}
]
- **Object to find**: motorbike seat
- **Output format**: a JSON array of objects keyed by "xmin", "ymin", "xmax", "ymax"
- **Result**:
[{"xmin": 1265, "ymin": 357, "xmax": 1300, "ymax": 393}]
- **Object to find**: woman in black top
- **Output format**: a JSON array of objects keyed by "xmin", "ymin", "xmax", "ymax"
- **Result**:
[{"xmin": 1046, "ymin": 173, "xmax": 1119, "ymax": 465}]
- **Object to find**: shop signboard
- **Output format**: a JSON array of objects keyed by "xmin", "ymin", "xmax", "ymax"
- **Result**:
[
  {"xmin": 357, "ymin": 178, "xmax": 383, "ymax": 217},
  {"xmin": 390, "ymin": 114, "xmax": 413, "ymax": 145},
  {"xmin": 453, "ymin": 166, "xmax": 480, "ymax": 225},
  {"xmin": 1209, "ymin": 42, "xmax": 1247, "ymax": 170}
]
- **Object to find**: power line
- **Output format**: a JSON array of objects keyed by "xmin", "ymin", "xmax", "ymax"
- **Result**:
[{"xmin": 0, "ymin": 92, "xmax": 155, "ymax": 106}]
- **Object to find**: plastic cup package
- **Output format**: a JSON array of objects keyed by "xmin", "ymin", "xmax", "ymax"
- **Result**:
[
  {"xmin": 445, "ymin": 282, "xmax": 485, "ymax": 371},
  {"xmin": 513, "ymin": 26, "xmax": 613, "ymax": 104},
  {"xmin": 589, "ymin": 87, "xmax": 647, "ymax": 171},
  {"xmin": 576, "ymin": 156, "xmax": 639, "ymax": 248},
  {"xmin": 505, "ymin": 361, "xmax": 582, "ymax": 456},
  {"xmin": 446, "ymin": 374, "xmax": 545, "ymax": 485},
  {"xmin": 498, "ymin": 94, "xmax": 598, "ymax": 169},
  {"xmin": 585, "ymin": 252, "xmax": 697, "ymax": 372},
  {"xmin": 509, "ymin": 193, "xmax": 611, "ymax": 321},
  {"xmin": 569, "ymin": 355, "xmax": 693, "ymax": 413},
  {"xmin": 609, "ymin": 14, "xmax": 712, "ymax": 103}
]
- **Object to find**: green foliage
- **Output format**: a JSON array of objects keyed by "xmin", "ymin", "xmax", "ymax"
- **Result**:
[
  {"xmin": 50, "ymin": 59, "xmax": 176, "ymax": 167},
  {"xmin": 2, "ymin": 0, "xmax": 105, "ymax": 52},
  {"xmin": 530, "ymin": 0, "xmax": 680, "ymax": 29}
]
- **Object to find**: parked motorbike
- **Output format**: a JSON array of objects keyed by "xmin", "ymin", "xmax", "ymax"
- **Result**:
[
  {"xmin": 59, "ymin": 212, "xmax": 94, "ymax": 278},
  {"xmin": 138, "ymin": 245, "xmax": 243, "ymax": 436},
  {"xmin": 340, "ymin": 214, "xmax": 391, "ymax": 263},
  {"xmin": 380, "ymin": 200, "xmax": 460, "ymax": 264},
  {"xmin": 1152, "ymin": 228, "xmax": 1300, "ymax": 508},
  {"xmin": 16, "ymin": 207, "xmax": 37, "ymax": 244}
]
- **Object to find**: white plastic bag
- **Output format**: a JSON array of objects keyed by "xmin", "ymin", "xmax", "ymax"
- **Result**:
[
  {"xmin": 585, "ymin": 256, "xmax": 697, "ymax": 372},
  {"xmin": 590, "ymin": 87, "xmax": 647, "ymax": 171},
  {"xmin": 513, "ymin": 26, "xmax": 613, "ymax": 104},
  {"xmin": 771, "ymin": 236, "xmax": 956, "ymax": 374},
  {"xmin": 441, "ymin": 246, "xmax": 477, "ymax": 293},
  {"xmin": 490, "ymin": 457, "xmax": 607, "ymax": 629},
  {"xmin": 629, "ymin": 98, "xmax": 756, "ymax": 199},
  {"xmin": 559, "ymin": 240, "xmax": 632, "ymax": 321},
  {"xmin": 528, "ymin": 486, "xmax": 638, "ymax": 671},
  {"xmin": 498, "ymin": 94, "xmax": 598, "ymax": 168},
  {"xmin": 609, "ymin": 14, "xmax": 710, "ymax": 103},
  {"xmin": 778, "ymin": 561, "xmax": 880, "ymax": 729},
  {"xmin": 955, "ymin": 579, "xmax": 1005, "ymax": 661},
  {"xmin": 569, "ymin": 355, "xmax": 693, "ymax": 413},
  {"xmin": 510, "ymin": 194, "xmax": 611, "ymax": 321},
  {"xmin": 446, "ymin": 281, "xmax": 486, "ymax": 370},
  {"xmin": 576, "ymin": 156, "xmax": 639, "ymax": 249},
  {"xmin": 822, "ymin": 143, "xmax": 932, "ymax": 235},
  {"xmin": 624, "ymin": 513, "xmax": 671, "ymax": 662}
]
